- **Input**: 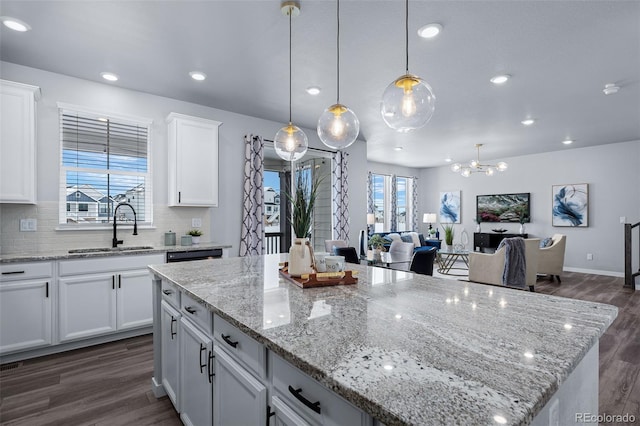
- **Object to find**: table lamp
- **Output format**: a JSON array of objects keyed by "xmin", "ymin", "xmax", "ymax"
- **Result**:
[
  {"xmin": 367, "ymin": 213, "xmax": 375, "ymax": 235},
  {"xmin": 423, "ymin": 213, "xmax": 437, "ymax": 238}
]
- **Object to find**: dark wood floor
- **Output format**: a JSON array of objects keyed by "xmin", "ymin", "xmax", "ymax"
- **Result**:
[{"xmin": 0, "ymin": 271, "xmax": 638, "ymax": 425}]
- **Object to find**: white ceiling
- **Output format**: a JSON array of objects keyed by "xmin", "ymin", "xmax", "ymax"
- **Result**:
[{"xmin": 1, "ymin": 0, "xmax": 639, "ymax": 168}]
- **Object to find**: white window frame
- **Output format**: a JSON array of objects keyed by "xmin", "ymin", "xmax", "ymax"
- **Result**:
[{"xmin": 57, "ymin": 102, "xmax": 153, "ymax": 229}]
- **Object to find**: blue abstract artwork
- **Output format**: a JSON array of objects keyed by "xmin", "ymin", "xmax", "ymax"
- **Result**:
[
  {"xmin": 440, "ymin": 191, "xmax": 461, "ymax": 223},
  {"xmin": 552, "ymin": 184, "xmax": 588, "ymax": 227}
]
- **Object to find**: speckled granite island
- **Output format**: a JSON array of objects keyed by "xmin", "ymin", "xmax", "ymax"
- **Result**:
[{"xmin": 149, "ymin": 254, "xmax": 617, "ymax": 426}]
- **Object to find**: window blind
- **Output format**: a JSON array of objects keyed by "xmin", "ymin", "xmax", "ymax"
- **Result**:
[{"xmin": 59, "ymin": 108, "xmax": 152, "ymax": 225}]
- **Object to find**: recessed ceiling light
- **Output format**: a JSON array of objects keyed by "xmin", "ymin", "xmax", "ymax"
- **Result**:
[
  {"xmin": 306, "ymin": 86, "xmax": 321, "ymax": 95},
  {"xmin": 603, "ymin": 83, "xmax": 619, "ymax": 95},
  {"xmin": 444, "ymin": 158, "xmax": 452, "ymax": 162},
  {"xmin": 100, "ymin": 72, "xmax": 119, "ymax": 82},
  {"xmin": 417, "ymin": 23, "xmax": 442, "ymax": 39},
  {"xmin": 394, "ymin": 147, "xmax": 403, "ymax": 151},
  {"xmin": 1, "ymin": 17, "xmax": 31, "ymax": 32},
  {"xmin": 189, "ymin": 71, "xmax": 206, "ymax": 81},
  {"xmin": 490, "ymin": 74, "xmax": 511, "ymax": 85},
  {"xmin": 562, "ymin": 139, "xmax": 573, "ymax": 145},
  {"xmin": 521, "ymin": 119, "xmax": 535, "ymax": 126}
]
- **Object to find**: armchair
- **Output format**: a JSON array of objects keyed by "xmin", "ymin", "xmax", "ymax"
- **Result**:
[
  {"xmin": 469, "ymin": 238, "xmax": 540, "ymax": 291},
  {"xmin": 537, "ymin": 234, "xmax": 566, "ymax": 283}
]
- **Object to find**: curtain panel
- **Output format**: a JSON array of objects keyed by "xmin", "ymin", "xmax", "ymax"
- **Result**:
[
  {"xmin": 412, "ymin": 176, "xmax": 418, "ymax": 231},
  {"xmin": 240, "ymin": 134, "xmax": 264, "ymax": 256},
  {"xmin": 332, "ymin": 151, "xmax": 349, "ymax": 243},
  {"xmin": 390, "ymin": 174, "xmax": 398, "ymax": 232}
]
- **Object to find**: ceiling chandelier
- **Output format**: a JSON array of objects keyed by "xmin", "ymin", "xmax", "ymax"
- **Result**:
[
  {"xmin": 380, "ymin": 0, "xmax": 436, "ymax": 132},
  {"xmin": 317, "ymin": 0, "xmax": 359, "ymax": 150},
  {"xmin": 274, "ymin": 1, "xmax": 308, "ymax": 162},
  {"xmin": 451, "ymin": 144, "xmax": 508, "ymax": 177}
]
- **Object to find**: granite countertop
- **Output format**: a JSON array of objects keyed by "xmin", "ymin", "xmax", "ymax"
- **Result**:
[
  {"xmin": 148, "ymin": 254, "xmax": 618, "ymax": 426},
  {"xmin": 0, "ymin": 241, "xmax": 232, "ymax": 263}
]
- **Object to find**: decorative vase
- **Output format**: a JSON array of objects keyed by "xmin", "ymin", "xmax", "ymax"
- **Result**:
[
  {"xmin": 519, "ymin": 224, "xmax": 526, "ymax": 234},
  {"xmin": 476, "ymin": 223, "xmax": 481, "ymax": 233},
  {"xmin": 191, "ymin": 236, "xmax": 201, "ymax": 245},
  {"xmin": 288, "ymin": 238, "xmax": 315, "ymax": 277}
]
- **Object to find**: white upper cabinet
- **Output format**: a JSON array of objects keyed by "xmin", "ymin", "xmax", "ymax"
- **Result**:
[
  {"xmin": 167, "ymin": 113, "xmax": 221, "ymax": 207},
  {"xmin": 0, "ymin": 80, "xmax": 40, "ymax": 204}
]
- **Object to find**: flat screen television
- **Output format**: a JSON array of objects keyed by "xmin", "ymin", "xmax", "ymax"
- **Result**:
[{"xmin": 476, "ymin": 193, "xmax": 530, "ymax": 223}]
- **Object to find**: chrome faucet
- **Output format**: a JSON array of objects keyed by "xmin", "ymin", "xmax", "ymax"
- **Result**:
[{"xmin": 112, "ymin": 202, "xmax": 138, "ymax": 248}]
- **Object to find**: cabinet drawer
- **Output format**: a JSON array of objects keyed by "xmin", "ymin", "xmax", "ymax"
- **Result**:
[
  {"xmin": 1, "ymin": 262, "xmax": 52, "ymax": 282},
  {"xmin": 181, "ymin": 292, "xmax": 212, "ymax": 334},
  {"xmin": 271, "ymin": 352, "xmax": 366, "ymax": 425},
  {"xmin": 213, "ymin": 313, "xmax": 266, "ymax": 378},
  {"xmin": 59, "ymin": 254, "xmax": 164, "ymax": 276},
  {"xmin": 161, "ymin": 280, "xmax": 180, "ymax": 309}
]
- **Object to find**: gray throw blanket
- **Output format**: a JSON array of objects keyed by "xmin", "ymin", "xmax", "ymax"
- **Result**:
[{"xmin": 497, "ymin": 237, "xmax": 526, "ymax": 288}]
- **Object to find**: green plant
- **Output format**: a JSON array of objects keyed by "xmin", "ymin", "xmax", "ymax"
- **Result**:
[
  {"xmin": 441, "ymin": 223, "xmax": 455, "ymax": 245},
  {"xmin": 367, "ymin": 234, "xmax": 387, "ymax": 250},
  {"xmin": 188, "ymin": 229, "xmax": 202, "ymax": 237},
  {"xmin": 519, "ymin": 212, "xmax": 528, "ymax": 224},
  {"xmin": 284, "ymin": 170, "xmax": 324, "ymax": 239}
]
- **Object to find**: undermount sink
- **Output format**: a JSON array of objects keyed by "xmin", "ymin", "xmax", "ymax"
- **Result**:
[{"xmin": 68, "ymin": 246, "xmax": 154, "ymax": 254}]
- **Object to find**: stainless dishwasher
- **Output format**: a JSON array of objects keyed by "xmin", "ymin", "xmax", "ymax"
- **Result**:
[{"xmin": 166, "ymin": 248, "xmax": 223, "ymax": 263}]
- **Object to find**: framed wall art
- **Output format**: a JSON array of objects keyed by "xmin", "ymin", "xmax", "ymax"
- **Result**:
[
  {"xmin": 552, "ymin": 183, "xmax": 588, "ymax": 227},
  {"xmin": 476, "ymin": 193, "xmax": 530, "ymax": 223},
  {"xmin": 439, "ymin": 191, "xmax": 461, "ymax": 223}
]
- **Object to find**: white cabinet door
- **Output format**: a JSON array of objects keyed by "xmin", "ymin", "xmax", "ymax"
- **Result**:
[
  {"xmin": 0, "ymin": 279, "xmax": 51, "ymax": 354},
  {"xmin": 116, "ymin": 269, "xmax": 153, "ymax": 330},
  {"xmin": 179, "ymin": 317, "xmax": 213, "ymax": 426},
  {"xmin": 160, "ymin": 300, "xmax": 181, "ymax": 411},
  {"xmin": 58, "ymin": 274, "xmax": 117, "ymax": 342},
  {"xmin": 271, "ymin": 395, "xmax": 313, "ymax": 426},
  {"xmin": 167, "ymin": 113, "xmax": 221, "ymax": 207},
  {"xmin": 0, "ymin": 80, "xmax": 39, "ymax": 203},
  {"xmin": 214, "ymin": 345, "xmax": 267, "ymax": 426}
]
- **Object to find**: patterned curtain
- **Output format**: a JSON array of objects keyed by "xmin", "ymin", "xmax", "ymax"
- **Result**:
[
  {"xmin": 332, "ymin": 151, "xmax": 349, "ymax": 243},
  {"xmin": 367, "ymin": 171, "xmax": 374, "ymax": 215},
  {"xmin": 240, "ymin": 134, "xmax": 264, "ymax": 256},
  {"xmin": 411, "ymin": 176, "xmax": 418, "ymax": 231},
  {"xmin": 390, "ymin": 174, "xmax": 398, "ymax": 231}
]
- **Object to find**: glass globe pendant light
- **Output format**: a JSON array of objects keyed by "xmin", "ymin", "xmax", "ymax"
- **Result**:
[
  {"xmin": 275, "ymin": 1, "xmax": 308, "ymax": 161},
  {"xmin": 381, "ymin": 0, "xmax": 436, "ymax": 132},
  {"xmin": 317, "ymin": 0, "xmax": 359, "ymax": 150}
]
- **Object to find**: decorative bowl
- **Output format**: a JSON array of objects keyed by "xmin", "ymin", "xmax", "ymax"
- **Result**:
[{"xmin": 492, "ymin": 228, "xmax": 508, "ymax": 233}]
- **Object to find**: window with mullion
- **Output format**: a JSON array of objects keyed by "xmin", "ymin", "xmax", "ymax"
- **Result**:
[{"xmin": 59, "ymin": 107, "xmax": 152, "ymax": 225}]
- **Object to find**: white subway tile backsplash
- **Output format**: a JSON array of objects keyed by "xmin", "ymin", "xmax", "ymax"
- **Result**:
[{"xmin": 0, "ymin": 202, "xmax": 212, "ymax": 255}]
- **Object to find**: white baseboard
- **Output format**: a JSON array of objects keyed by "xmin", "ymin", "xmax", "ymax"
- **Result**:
[{"xmin": 563, "ymin": 267, "xmax": 624, "ymax": 278}]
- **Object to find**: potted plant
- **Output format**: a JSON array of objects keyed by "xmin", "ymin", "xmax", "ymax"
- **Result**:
[
  {"xmin": 367, "ymin": 234, "xmax": 386, "ymax": 261},
  {"xmin": 188, "ymin": 229, "xmax": 202, "ymax": 244},
  {"xmin": 518, "ymin": 213, "xmax": 528, "ymax": 234},
  {"xmin": 441, "ymin": 223, "xmax": 455, "ymax": 249},
  {"xmin": 284, "ymin": 171, "xmax": 323, "ymax": 276},
  {"xmin": 475, "ymin": 215, "xmax": 482, "ymax": 233}
]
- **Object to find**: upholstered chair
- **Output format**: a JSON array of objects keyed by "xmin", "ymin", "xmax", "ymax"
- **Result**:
[
  {"xmin": 537, "ymin": 234, "xmax": 566, "ymax": 283},
  {"xmin": 334, "ymin": 247, "xmax": 360, "ymax": 265},
  {"xmin": 410, "ymin": 247, "xmax": 437, "ymax": 276},
  {"xmin": 324, "ymin": 239, "xmax": 347, "ymax": 254},
  {"xmin": 469, "ymin": 238, "xmax": 541, "ymax": 291}
]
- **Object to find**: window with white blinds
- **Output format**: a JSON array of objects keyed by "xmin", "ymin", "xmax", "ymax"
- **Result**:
[{"xmin": 58, "ymin": 105, "xmax": 152, "ymax": 225}]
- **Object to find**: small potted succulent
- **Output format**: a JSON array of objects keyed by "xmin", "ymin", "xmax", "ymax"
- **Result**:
[
  {"xmin": 367, "ymin": 234, "xmax": 386, "ymax": 261},
  {"xmin": 188, "ymin": 229, "xmax": 202, "ymax": 244}
]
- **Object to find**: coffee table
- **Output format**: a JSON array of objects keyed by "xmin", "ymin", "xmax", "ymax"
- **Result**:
[{"xmin": 437, "ymin": 248, "xmax": 470, "ymax": 276}]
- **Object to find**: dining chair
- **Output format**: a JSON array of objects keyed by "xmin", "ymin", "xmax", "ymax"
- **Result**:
[
  {"xmin": 409, "ymin": 247, "xmax": 437, "ymax": 276},
  {"xmin": 333, "ymin": 247, "xmax": 360, "ymax": 265}
]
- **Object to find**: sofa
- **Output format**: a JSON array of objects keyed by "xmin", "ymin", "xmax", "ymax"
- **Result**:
[{"xmin": 370, "ymin": 231, "xmax": 441, "ymax": 253}]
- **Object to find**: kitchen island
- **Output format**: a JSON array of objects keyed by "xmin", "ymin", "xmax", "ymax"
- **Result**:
[{"xmin": 149, "ymin": 254, "xmax": 617, "ymax": 425}]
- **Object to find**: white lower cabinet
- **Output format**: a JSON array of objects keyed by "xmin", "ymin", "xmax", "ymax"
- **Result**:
[
  {"xmin": 214, "ymin": 345, "xmax": 267, "ymax": 425},
  {"xmin": 271, "ymin": 352, "xmax": 372, "ymax": 426},
  {"xmin": 179, "ymin": 316, "xmax": 214, "ymax": 426},
  {"xmin": 160, "ymin": 300, "xmax": 181, "ymax": 410},
  {"xmin": 271, "ymin": 395, "xmax": 313, "ymax": 426},
  {"xmin": 58, "ymin": 254, "xmax": 163, "ymax": 342},
  {"xmin": 0, "ymin": 264, "xmax": 52, "ymax": 354}
]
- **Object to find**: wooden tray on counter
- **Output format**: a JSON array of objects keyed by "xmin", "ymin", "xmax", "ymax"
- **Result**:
[{"xmin": 279, "ymin": 262, "xmax": 358, "ymax": 288}]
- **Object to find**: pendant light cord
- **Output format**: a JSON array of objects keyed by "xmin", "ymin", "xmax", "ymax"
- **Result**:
[
  {"xmin": 289, "ymin": 9, "xmax": 292, "ymax": 123},
  {"xmin": 336, "ymin": 0, "xmax": 340, "ymax": 104},
  {"xmin": 405, "ymin": 0, "xmax": 409, "ymax": 74}
]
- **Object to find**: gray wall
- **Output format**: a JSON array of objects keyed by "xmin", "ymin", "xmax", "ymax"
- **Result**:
[
  {"xmin": 418, "ymin": 140, "xmax": 640, "ymax": 275},
  {"xmin": 0, "ymin": 62, "xmax": 368, "ymax": 256}
]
